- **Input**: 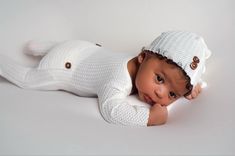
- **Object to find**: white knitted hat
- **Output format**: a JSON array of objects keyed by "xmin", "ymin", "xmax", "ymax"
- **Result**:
[{"xmin": 144, "ymin": 31, "xmax": 211, "ymax": 86}]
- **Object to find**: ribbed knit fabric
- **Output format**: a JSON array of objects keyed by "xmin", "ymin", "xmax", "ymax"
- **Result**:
[{"xmin": 0, "ymin": 40, "xmax": 150, "ymax": 126}]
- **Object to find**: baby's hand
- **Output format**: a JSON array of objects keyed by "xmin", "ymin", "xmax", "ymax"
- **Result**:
[
  {"xmin": 147, "ymin": 104, "xmax": 168, "ymax": 126},
  {"xmin": 185, "ymin": 83, "xmax": 202, "ymax": 100}
]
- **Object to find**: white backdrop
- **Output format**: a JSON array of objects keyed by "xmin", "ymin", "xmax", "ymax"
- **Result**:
[
  {"xmin": 1, "ymin": 0, "xmax": 234, "ymax": 63},
  {"xmin": 1, "ymin": 0, "xmax": 235, "ymax": 155}
]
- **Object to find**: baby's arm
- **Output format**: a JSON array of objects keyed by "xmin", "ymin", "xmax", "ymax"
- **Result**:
[{"xmin": 98, "ymin": 85, "xmax": 150, "ymax": 126}]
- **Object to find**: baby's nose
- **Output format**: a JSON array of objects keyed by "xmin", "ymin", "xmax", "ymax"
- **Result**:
[{"xmin": 155, "ymin": 86, "xmax": 168, "ymax": 99}]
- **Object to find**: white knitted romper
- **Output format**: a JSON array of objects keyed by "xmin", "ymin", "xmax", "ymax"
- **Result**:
[{"xmin": 0, "ymin": 40, "xmax": 149, "ymax": 126}]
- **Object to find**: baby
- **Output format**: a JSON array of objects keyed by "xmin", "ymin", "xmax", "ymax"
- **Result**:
[{"xmin": 0, "ymin": 31, "xmax": 211, "ymax": 126}]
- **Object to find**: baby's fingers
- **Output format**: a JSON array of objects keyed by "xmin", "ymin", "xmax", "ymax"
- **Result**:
[
  {"xmin": 185, "ymin": 94, "xmax": 193, "ymax": 100},
  {"xmin": 191, "ymin": 90, "xmax": 198, "ymax": 98},
  {"xmin": 185, "ymin": 83, "xmax": 202, "ymax": 100}
]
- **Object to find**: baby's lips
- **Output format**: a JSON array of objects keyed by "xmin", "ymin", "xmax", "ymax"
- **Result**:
[{"xmin": 144, "ymin": 94, "xmax": 156, "ymax": 106}]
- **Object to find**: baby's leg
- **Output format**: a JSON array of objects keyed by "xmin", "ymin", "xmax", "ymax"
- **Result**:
[
  {"xmin": 24, "ymin": 41, "xmax": 58, "ymax": 56},
  {"xmin": 0, "ymin": 55, "xmax": 70, "ymax": 90}
]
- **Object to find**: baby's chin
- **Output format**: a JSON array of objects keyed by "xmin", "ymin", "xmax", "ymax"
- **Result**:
[
  {"xmin": 149, "ymin": 102, "xmax": 172, "ymax": 107},
  {"xmin": 148, "ymin": 101, "xmax": 155, "ymax": 106}
]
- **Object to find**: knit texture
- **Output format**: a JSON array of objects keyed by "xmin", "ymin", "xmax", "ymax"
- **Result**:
[{"xmin": 0, "ymin": 40, "xmax": 150, "ymax": 126}]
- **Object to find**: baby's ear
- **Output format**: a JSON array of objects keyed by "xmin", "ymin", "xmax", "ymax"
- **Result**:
[{"xmin": 137, "ymin": 52, "xmax": 146, "ymax": 64}]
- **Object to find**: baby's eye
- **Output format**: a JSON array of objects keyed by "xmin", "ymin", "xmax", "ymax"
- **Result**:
[
  {"xmin": 169, "ymin": 91, "xmax": 177, "ymax": 99},
  {"xmin": 155, "ymin": 74, "xmax": 164, "ymax": 83}
]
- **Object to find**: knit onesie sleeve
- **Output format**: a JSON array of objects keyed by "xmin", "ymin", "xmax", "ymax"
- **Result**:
[{"xmin": 97, "ymin": 84, "xmax": 150, "ymax": 126}]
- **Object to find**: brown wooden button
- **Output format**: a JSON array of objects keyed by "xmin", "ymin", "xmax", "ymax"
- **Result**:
[
  {"xmin": 190, "ymin": 56, "xmax": 200, "ymax": 70},
  {"xmin": 190, "ymin": 62, "xmax": 197, "ymax": 70},
  {"xmin": 193, "ymin": 56, "xmax": 200, "ymax": 63},
  {"xmin": 65, "ymin": 62, "xmax": 71, "ymax": 69}
]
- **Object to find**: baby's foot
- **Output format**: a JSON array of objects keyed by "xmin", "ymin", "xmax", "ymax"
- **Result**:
[{"xmin": 24, "ymin": 40, "xmax": 57, "ymax": 56}]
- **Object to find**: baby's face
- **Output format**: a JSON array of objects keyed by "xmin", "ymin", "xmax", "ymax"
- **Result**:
[{"xmin": 135, "ymin": 52, "xmax": 189, "ymax": 107}]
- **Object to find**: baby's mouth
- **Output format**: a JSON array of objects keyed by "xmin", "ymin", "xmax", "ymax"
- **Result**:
[{"xmin": 143, "ymin": 94, "xmax": 155, "ymax": 106}]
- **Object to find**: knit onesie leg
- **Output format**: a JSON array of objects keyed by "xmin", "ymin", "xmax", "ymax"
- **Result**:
[
  {"xmin": 24, "ymin": 41, "xmax": 59, "ymax": 56},
  {"xmin": 0, "ymin": 55, "xmax": 70, "ymax": 90}
]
